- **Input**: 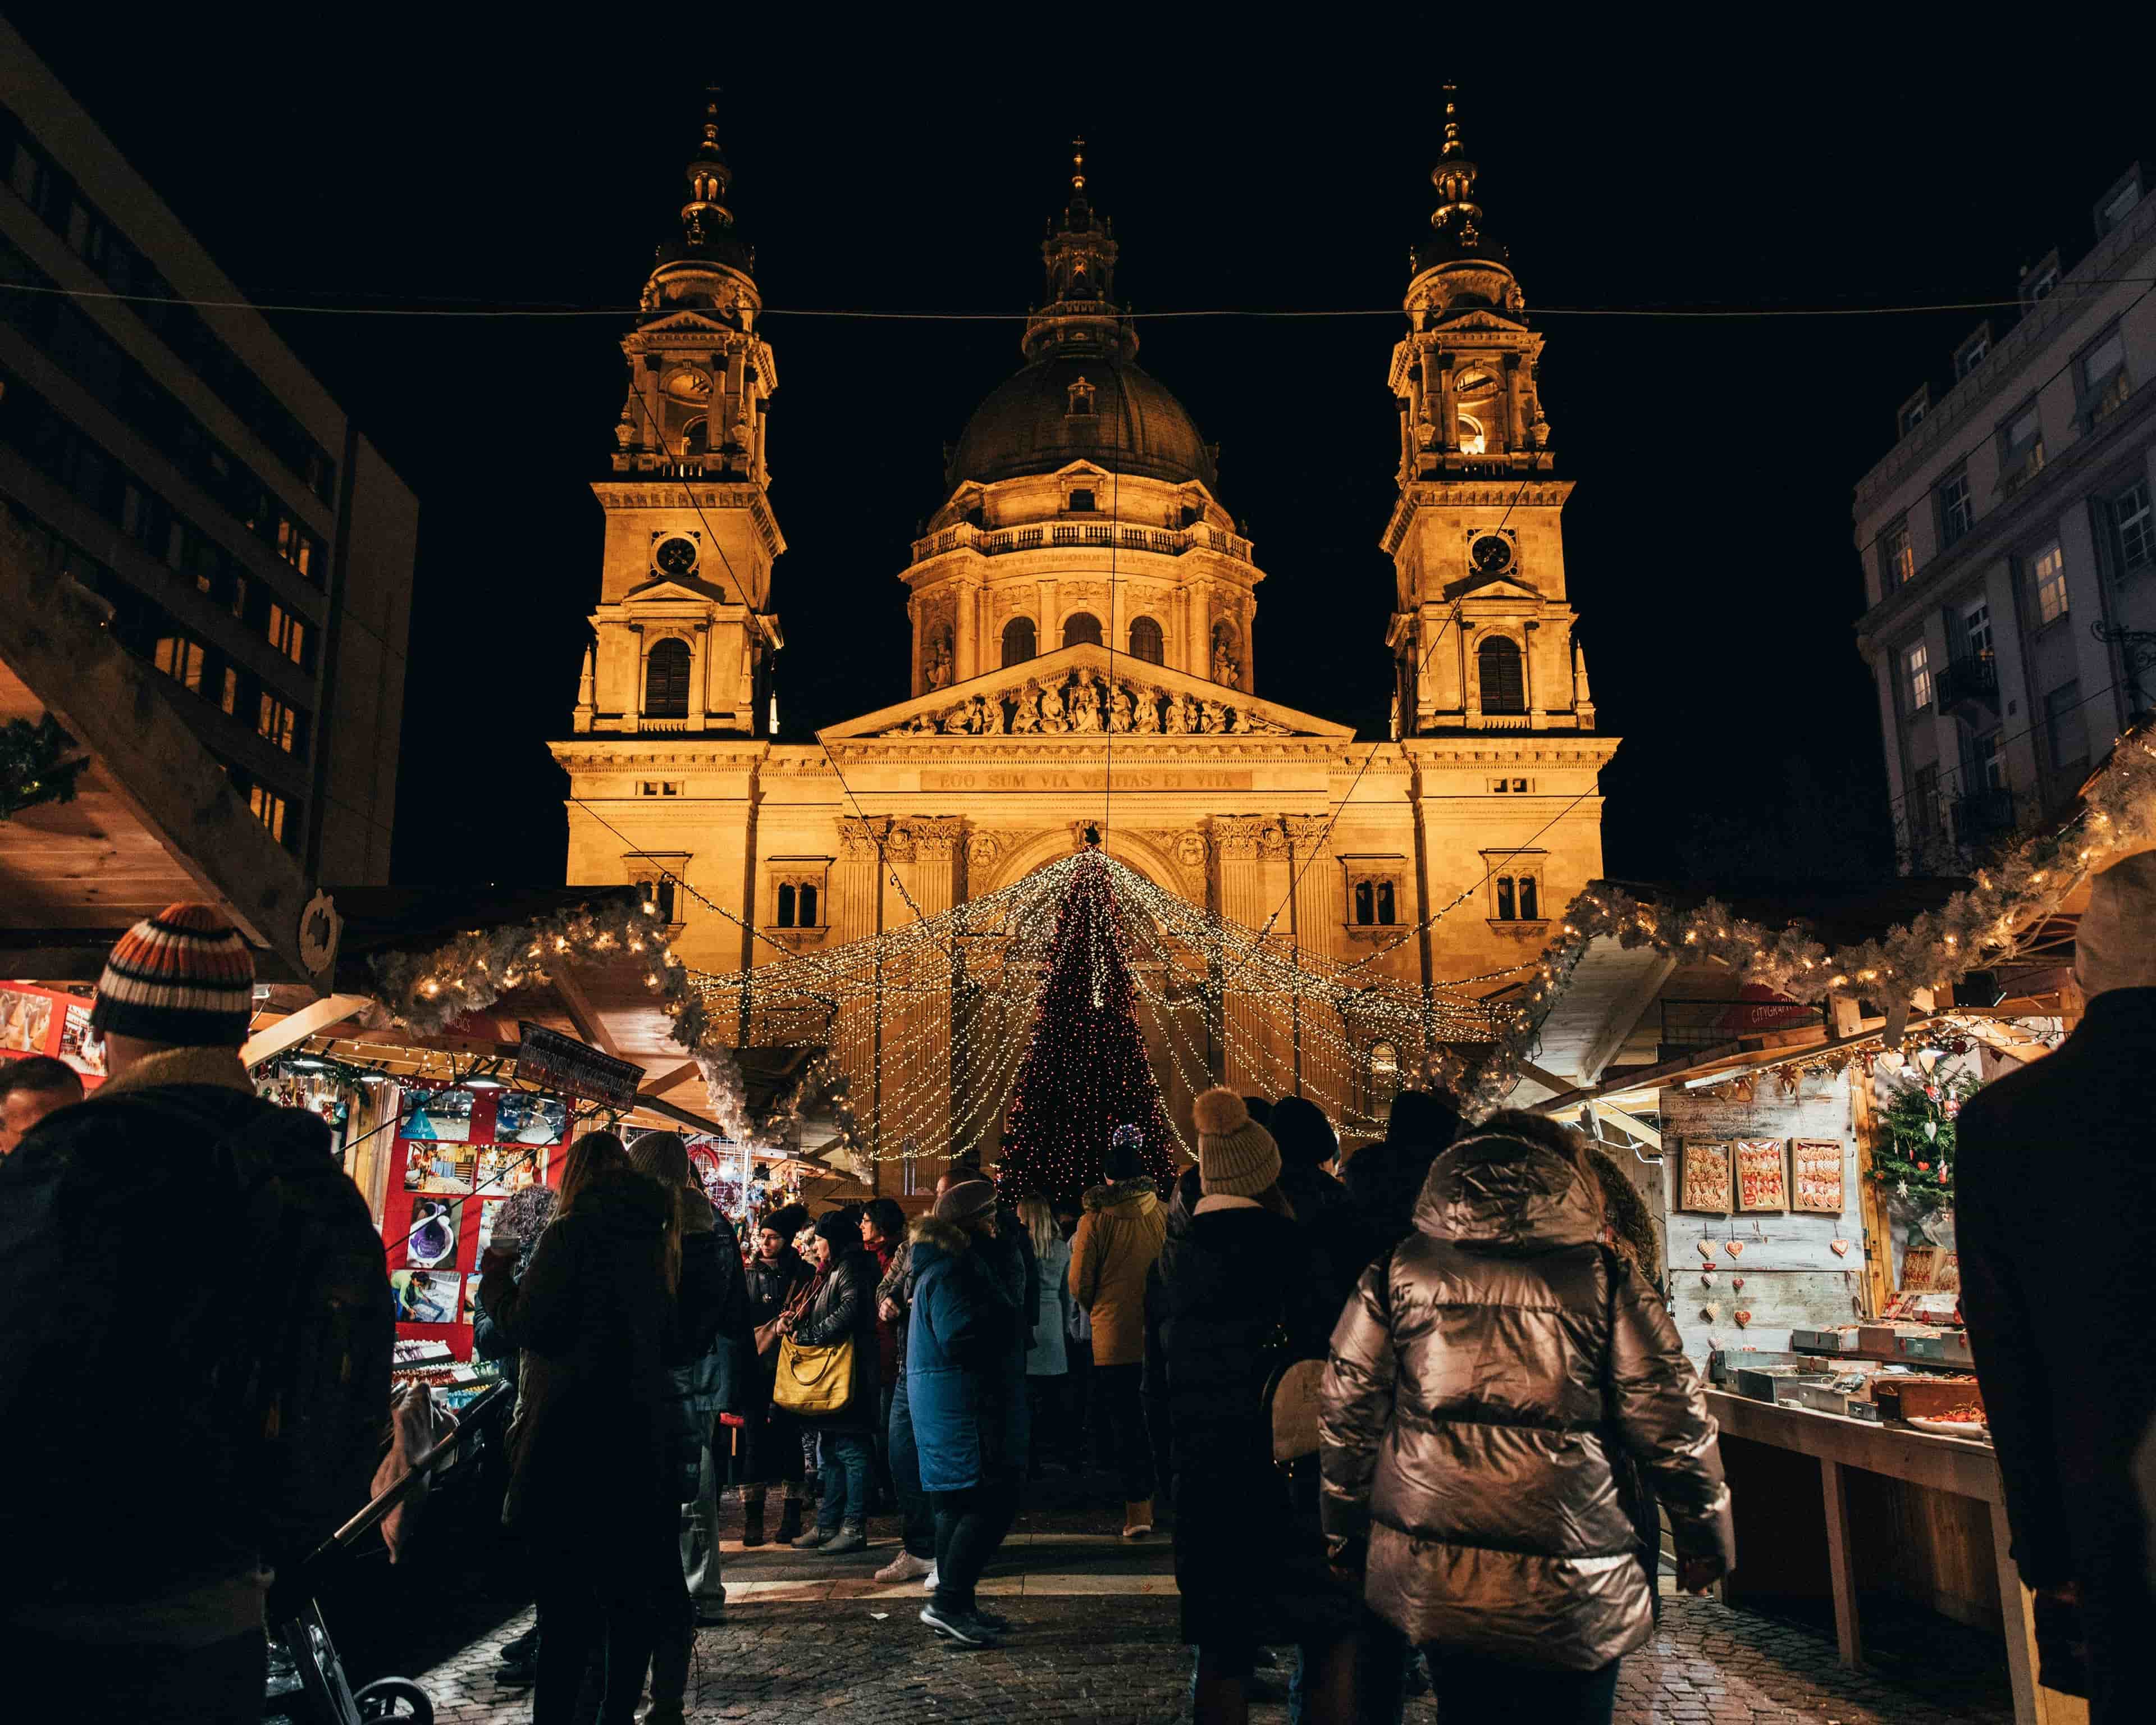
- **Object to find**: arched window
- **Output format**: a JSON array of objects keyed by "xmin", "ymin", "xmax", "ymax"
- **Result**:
[
  {"xmin": 681, "ymin": 417, "xmax": 709, "ymax": 457},
  {"xmin": 1354, "ymin": 880, "xmax": 1375, "ymax": 925},
  {"xmin": 776, "ymin": 883, "xmax": 796, "ymax": 927},
  {"xmin": 1478, "ymin": 636, "xmax": 1525, "ymax": 713},
  {"xmin": 1457, "ymin": 413, "xmax": 1487, "ymax": 456},
  {"xmin": 798, "ymin": 883, "xmax": 818, "ymax": 928},
  {"xmin": 1063, "ymin": 611, "xmax": 1103, "ymax": 649},
  {"xmin": 1002, "ymin": 617, "xmax": 1036, "ymax": 667},
  {"xmin": 1369, "ymin": 1041, "xmax": 1401, "ymax": 1114},
  {"xmin": 1377, "ymin": 879, "xmax": 1396, "ymax": 925},
  {"xmin": 1129, "ymin": 615, "xmax": 1164, "ymax": 664},
  {"xmin": 645, "ymin": 638, "xmax": 692, "ymax": 718}
]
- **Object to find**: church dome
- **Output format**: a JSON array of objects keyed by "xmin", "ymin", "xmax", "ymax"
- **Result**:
[{"xmin": 947, "ymin": 352, "xmax": 1217, "ymax": 491}]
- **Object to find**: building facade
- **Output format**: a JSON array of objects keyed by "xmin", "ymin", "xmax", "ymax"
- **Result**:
[
  {"xmin": 1853, "ymin": 162, "xmax": 2154, "ymax": 872},
  {"xmin": 0, "ymin": 20, "xmax": 417, "ymax": 885},
  {"xmin": 556, "ymin": 104, "xmax": 1617, "ymax": 1179}
]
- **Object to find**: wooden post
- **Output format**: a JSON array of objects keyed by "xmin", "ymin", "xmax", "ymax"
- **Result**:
[
  {"xmin": 1849, "ymin": 1070, "xmax": 1895, "ymax": 1318},
  {"xmin": 1820, "ymin": 1458, "xmax": 1864, "ymax": 1669}
]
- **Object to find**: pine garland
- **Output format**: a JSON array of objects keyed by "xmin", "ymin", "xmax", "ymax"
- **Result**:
[{"xmin": 0, "ymin": 714, "xmax": 87, "ymax": 819}]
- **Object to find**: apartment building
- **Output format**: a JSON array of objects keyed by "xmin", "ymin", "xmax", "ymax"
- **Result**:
[
  {"xmin": 0, "ymin": 21, "xmax": 415, "ymax": 884},
  {"xmin": 1853, "ymin": 163, "xmax": 2154, "ymax": 871}
]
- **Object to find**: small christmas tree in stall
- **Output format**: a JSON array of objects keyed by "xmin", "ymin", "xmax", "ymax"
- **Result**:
[{"xmin": 994, "ymin": 851, "xmax": 1177, "ymax": 1210}]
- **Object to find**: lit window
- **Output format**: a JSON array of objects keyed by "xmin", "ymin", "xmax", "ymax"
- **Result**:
[
  {"xmin": 248, "ymin": 784, "xmax": 287, "ymax": 842},
  {"xmin": 267, "ymin": 602, "xmax": 305, "ymax": 666},
  {"xmin": 220, "ymin": 667, "xmax": 239, "ymax": 715},
  {"xmin": 1938, "ymin": 472, "xmax": 1974, "ymax": 547},
  {"xmin": 1881, "ymin": 519, "xmax": 1916, "ymax": 588},
  {"xmin": 2113, "ymin": 481, "xmax": 2154, "ymax": 571},
  {"xmin": 1904, "ymin": 641, "xmax": 1933, "ymax": 710},
  {"xmin": 258, "ymin": 693, "xmax": 297, "ymax": 752},
  {"xmin": 153, "ymin": 635, "xmax": 206, "ymax": 693},
  {"xmin": 275, "ymin": 515, "xmax": 315, "ymax": 578},
  {"xmin": 2032, "ymin": 542, "xmax": 2069, "ymax": 624},
  {"xmin": 1959, "ymin": 596, "xmax": 1993, "ymax": 659},
  {"xmin": 1456, "ymin": 413, "xmax": 1486, "ymax": 456}
]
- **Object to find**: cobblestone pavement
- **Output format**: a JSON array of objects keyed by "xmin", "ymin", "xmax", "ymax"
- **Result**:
[{"xmin": 405, "ymin": 1486, "xmax": 2015, "ymax": 1724}]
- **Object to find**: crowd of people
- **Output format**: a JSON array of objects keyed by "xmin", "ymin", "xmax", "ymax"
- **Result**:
[{"xmin": 4, "ymin": 893, "xmax": 2151, "ymax": 1724}]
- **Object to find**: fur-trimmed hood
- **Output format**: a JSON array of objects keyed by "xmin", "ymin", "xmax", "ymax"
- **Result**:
[
  {"xmin": 908, "ymin": 1213, "xmax": 973, "ymax": 1258},
  {"xmin": 1081, "ymin": 1175, "xmax": 1158, "ymax": 1213}
]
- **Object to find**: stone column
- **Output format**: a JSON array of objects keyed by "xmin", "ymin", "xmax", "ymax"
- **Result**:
[
  {"xmin": 687, "ymin": 626, "xmax": 708, "ymax": 732},
  {"xmin": 1505, "ymin": 355, "xmax": 1526, "ymax": 453},
  {"xmin": 1437, "ymin": 354, "xmax": 1457, "ymax": 453},
  {"xmin": 955, "ymin": 581, "xmax": 979, "ymax": 683}
]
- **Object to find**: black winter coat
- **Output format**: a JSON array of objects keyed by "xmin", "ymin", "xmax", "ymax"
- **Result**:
[
  {"xmin": 1277, "ymin": 1161, "xmax": 1365, "ymax": 1322},
  {"xmin": 789, "ymin": 1244, "xmax": 880, "ymax": 1430},
  {"xmin": 1165, "ymin": 1202, "xmax": 1351, "ymax": 1650},
  {"xmin": 479, "ymin": 1167, "xmax": 677, "ymax": 1556},
  {"xmin": 1958, "ymin": 988, "xmax": 2156, "ymax": 1724},
  {"xmin": 0, "ymin": 1049, "xmax": 392, "ymax": 1625}
]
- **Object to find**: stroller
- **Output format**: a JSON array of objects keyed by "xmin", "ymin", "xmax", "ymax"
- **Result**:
[{"xmin": 275, "ymin": 1381, "xmax": 513, "ymax": 1723}]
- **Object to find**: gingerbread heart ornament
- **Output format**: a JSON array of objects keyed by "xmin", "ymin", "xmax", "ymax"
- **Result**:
[
  {"xmin": 1697, "ymin": 1240, "xmax": 1716, "ymax": 1261},
  {"xmin": 1724, "ymin": 1240, "xmax": 1744, "ymax": 1259},
  {"xmin": 1733, "ymin": 1309, "xmax": 1753, "ymax": 1327},
  {"xmin": 1829, "ymin": 1240, "xmax": 1851, "ymax": 1258}
]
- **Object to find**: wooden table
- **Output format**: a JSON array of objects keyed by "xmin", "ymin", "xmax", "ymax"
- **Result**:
[{"xmin": 1706, "ymin": 1390, "xmax": 2083, "ymax": 1725}]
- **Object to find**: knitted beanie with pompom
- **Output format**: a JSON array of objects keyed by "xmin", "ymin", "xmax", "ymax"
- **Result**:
[{"xmin": 1192, "ymin": 1087, "xmax": 1281, "ymax": 1198}]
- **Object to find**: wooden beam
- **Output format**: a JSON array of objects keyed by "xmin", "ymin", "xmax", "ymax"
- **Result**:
[
  {"xmin": 548, "ymin": 964, "xmax": 623, "ymax": 1058},
  {"xmin": 637, "ymin": 1060, "xmax": 705, "ymax": 1102},
  {"xmin": 240, "ymin": 994, "xmax": 374, "ymax": 1069},
  {"xmin": 0, "ymin": 519, "xmax": 334, "ymax": 987},
  {"xmin": 1592, "ymin": 1100, "xmax": 1662, "ymax": 1150}
]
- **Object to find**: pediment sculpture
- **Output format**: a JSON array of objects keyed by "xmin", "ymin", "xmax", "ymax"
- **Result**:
[{"xmin": 879, "ymin": 663, "xmax": 1295, "ymax": 738}]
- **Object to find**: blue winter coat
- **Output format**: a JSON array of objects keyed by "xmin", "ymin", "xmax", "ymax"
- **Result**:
[{"xmin": 906, "ymin": 1216, "xmax": 1026, "ymax": 1493}]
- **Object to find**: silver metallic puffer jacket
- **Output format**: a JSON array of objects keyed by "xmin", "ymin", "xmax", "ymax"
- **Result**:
[{"xmin": 1319, "ymin": 1128, "xmax": 1734, "ymax": 1670}]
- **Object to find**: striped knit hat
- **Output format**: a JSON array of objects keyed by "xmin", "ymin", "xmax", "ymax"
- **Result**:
[{"xmin": 89, "ymin": 903, "xmax": 255, "ymax": 1047}]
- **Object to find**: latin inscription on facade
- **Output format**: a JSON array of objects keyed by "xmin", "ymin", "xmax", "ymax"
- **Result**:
[{"xmin": 919, "ymin": 769, "xmax": 1253, "ymax": 792}]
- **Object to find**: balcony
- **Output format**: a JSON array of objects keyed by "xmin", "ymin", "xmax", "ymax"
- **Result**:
[
  {"xmin": 1935, "ymin": 650, "xmax": 1999, "ymax": 718},
  {"xmin": 1952, "ymin": 787, "xmax": 2017, "ymax": 845},
  {"xmin": 909, "ymin": 519, "xmax": 1253, "ymax": 566}
]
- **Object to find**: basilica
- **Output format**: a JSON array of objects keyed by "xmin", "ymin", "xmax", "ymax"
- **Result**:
[{"xmin": 554, "ymin": 99, "xmax": 1616, "ymax": 1181}]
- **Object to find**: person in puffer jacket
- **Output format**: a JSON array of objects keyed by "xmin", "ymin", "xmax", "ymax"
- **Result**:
[{"xmin": 1318, "ymin": 1110, "xmax": 1733, "ymax": 1724}]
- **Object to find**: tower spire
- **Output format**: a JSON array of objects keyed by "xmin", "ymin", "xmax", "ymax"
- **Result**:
[
  {"xmin": 680, "ymin": 87, "xmax": 735, "ymax": 248},
  {"xmin": 1416, "ymin": 83, "xmax": 1503, "ymax": 271},
  {"xmin": 1025, "ymin": 136, "xmax": 1131, "ymax": 362}
]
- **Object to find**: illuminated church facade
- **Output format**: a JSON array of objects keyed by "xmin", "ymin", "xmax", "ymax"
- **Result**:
[{"xmin": 552, "ymin": 99, "xmax": 1616, "ymax": 1181}]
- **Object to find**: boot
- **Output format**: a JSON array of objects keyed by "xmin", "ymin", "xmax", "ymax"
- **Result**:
[
  {"xmin": 1122, "ymin": 1498, "xmax": 1154, "ymax": 1540},
  {"xmin": 774, "ymin": 1494, "xmax": 803, "ymax": 1545},
  {"xmin": 821, "ymin": 1520, "xmax": 867, "ymax": 1555},
  {"xmin": 741, "ymin": 1489, "xmax": 767, "ymax": 1548}
]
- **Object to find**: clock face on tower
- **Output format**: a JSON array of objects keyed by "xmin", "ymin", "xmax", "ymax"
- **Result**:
[
  {"xmin": 654, "ymin": 536, "xmax": 699, "ymax": 578},
  {"xmin": 1470, "ymin": 533, "xmax": 1514, "ymax": 577}
]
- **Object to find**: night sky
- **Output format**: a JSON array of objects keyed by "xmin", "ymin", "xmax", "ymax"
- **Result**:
[{"xmin": 19, "ymin": 21, "xmax": 2149, "ymax": 892}]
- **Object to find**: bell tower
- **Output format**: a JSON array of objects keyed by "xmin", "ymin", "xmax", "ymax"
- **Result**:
[
  {"xmin": 573, "ymin": 95, "xmax": 785, "ymax": 738},
  {"xmin": 1382, "ymin": 89, "xmax": 1593, "ymax": 738}
]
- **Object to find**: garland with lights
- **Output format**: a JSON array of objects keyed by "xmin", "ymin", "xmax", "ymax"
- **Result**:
[
  {"xmin": 1458, "ymin": 726, "xmax": 2156, "ymax": 1111},
  {"xmin": 1866, "ymin": 1073, "xmax": 1974, "ymax": 1215},
  {"xmin": 995, "ymin": 852, "xmax": 1177, "ymax": 1207}
]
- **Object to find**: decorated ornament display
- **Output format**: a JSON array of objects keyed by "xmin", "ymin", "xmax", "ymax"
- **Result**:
[{"xmin": 1869, "ymin": 1073, "xmax": 1974, "ymax": 1215}]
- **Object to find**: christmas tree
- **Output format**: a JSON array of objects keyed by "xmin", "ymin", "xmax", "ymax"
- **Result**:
[{"xmin": 994, "ymin": 851, "xmax": 1177, "ymax": 1209}]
